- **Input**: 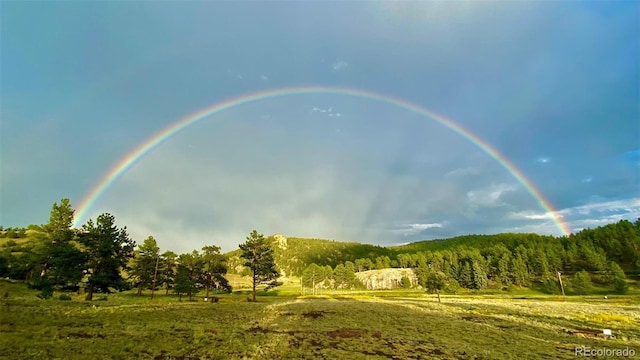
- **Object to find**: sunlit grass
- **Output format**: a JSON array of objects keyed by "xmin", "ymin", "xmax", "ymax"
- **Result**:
[{"xmin": 1, "ymin": 279, "xmax": 639, "ymax": 359}]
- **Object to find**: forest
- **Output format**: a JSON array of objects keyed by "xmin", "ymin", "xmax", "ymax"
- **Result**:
[{"xmin": 1, "ymin": 198, "xmax": 638, "ymax": 299}]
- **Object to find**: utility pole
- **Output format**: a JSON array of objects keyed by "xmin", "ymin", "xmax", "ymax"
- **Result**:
[
  {"xmin": 557, "ymin": 271, "xmax": 565, "ymax": 298},
  {"xmin": 151, "ymin": 256, "xmax": 160, "ymax": 300}
]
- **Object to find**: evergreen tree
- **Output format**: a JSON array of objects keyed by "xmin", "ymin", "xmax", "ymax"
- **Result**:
[
  {"xmin": 323, "ymin": 265, "xmax": 334, "ymax": 288},
  {"xmin": 571, "ymin": 270, "xmax": 593, "ymax": 295},
  {"xmin": 160, "ymin": 250, "xmax": 178, "ymax": 294},
  {"xmin": 400, "ymin": 276, "xmax": 412, "ymax": 288},
  {"xmin": 355, "ymin": 258, "xmax": 374, "ymax": 272},
  {"xmin": 302, "ymin": 263, "xmax": 325, "ymax": 295},
  {"xmin": 239, "ymin": 230, "xmax": 280, "ymax": 301},
  {"xmin": 79, "ymin": 213, "xmax": 136, "ymax": 300},
  {"xmin": 497, "ymin": 254, "xmax": 511, "ymax": 286},
  {"xmin": 608, "ymin": 261, "xmax": 628, "ymax": 294},
  {"xmin": 35, "ymin": 199, "xmax": 85, "ymax": 290},
  {"xmin": 344, "ymin": 261, "xmax": 356, "ymax": 273},
  {"xmin": 201, "ymin": 245, "xmax": 230, "ymax": 296},
  {"xmin": 511, "ymin": 255, "xmax": 529, "ymax": 286},
  {"xmin": 459, "ymin": 262, "xmax": 473, "ymax": 288},
  {"xmin": 130, "ymin": 236, "xmax": 160, "ymax": 295},
  {"xmin": 425, "ymin": 271, "xmax": 446, "ymax": 302},
  {"xmin": 333, "ymin": 264, "xmax": 347, "ymax": 289},
  {"xmin": 174, "ymin": 252, "xmax": 201, "ymax": 301},
  {"xmin": 472, "ymin": 261, "xmax": 488, "ymax": 290},
  {"xmin": 415, "ymin": 260, "xmax": 431, "ymax": 288}
]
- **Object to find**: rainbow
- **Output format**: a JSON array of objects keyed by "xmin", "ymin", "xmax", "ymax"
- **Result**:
[{"xmin": 72, "ymin": 86, "xmax": 571, "ymax": 236}]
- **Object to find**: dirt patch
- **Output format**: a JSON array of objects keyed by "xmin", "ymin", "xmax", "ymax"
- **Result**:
[
  {"xmin": 327, "ymin": 329, "xmax": 362, "ymax": 338},
  {"xmin": 204, "ymin": 328, "xmax": 217, "ymax": 336},
  {"xmin": 247, "ymin": 326, "xmax": 269, "ymax": 334},
  {"xmin": 302, "ymin": 310, "xmax": 332, "ymax": 319},
  {"xmin": 67, "ymin": 332, "xmax": 106, "ymax": 339}
]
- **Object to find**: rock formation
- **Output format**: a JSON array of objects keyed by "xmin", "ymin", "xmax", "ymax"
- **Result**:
[{"xmin": 355, "ymin": 268, "xmax": 417, "ymax": 290}]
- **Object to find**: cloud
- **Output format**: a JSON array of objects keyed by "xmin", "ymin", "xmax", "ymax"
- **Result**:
[
  {"xmin": 536, "ymin": 157, "xmax": 550, "ymax": 164},
  {"xmin": 332, "ymin": 60, "xmax": 349, "ymax": 71},
  {"xmin": 581, "ymin": 177, "xmax": 593, "ymax": 183},
  {"xmin": 506, "ymin": 197, "xmax": 640, "ymax": 235},
  {"xmin": 466, "ymin": 183, "xmax": 519, "ymax": 208},
  {"xmin": 507, "ymin": 210, "xmax": 563, "ymax": 221},
  {"xmin": 388, "ymin": 223, "xmax": 443, "ymax": 237},
  {"xmin": 260, "ymin": 75, "xmax": 269, "ymax": 81},
  {"xmin": 311, "ymin": 106, "xmax": 341, "ymax": 118},
  {"xmin": 445, "ymin": 167, "xmax": 479, "ymax": 178},
  {"xmin": 561, "ymin": 198, "xmax": 640, "ymax": 217}
]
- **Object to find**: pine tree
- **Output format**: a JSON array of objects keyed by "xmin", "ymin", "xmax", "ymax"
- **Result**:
[
  {"xmin": 608, "ymin": 261, "xmax": 628, "ymax": 294},
  {"xmin": 511, "ymin": 255, "xmax": 529, "ymax": 286},
  {"xmin": 200, "ymin": 245, "xmax": 230, "ymax": 296},
  {"xmin": 333, "ymin": 264, "xmax": 347, "ymax": 289},
  {"xmin": 497, "ymin": 254, "xmax": 511, "ymax": 286},
  {"xmin": 79, "ymin": 213, "xmax": 136, "ymax": 300},
  {"xmin": 130, "ymin": 236, "xmax": 160, "ymax": 296},
  {"xmin": 239, "ymin": 230, "xmax": 280, "ymax": 301},
  {"xmin": 36, "ymin": 199, "xmax": 85, "ymax": 290},
  {"xmin": 302, "ymin": 263, "xmax": 325, "ymax": 295},
  {"xmin": 160, "ymin": 251, "xmax": 178, "ymax": 294},
  {"xmin": 425, "ymin": 271, "xmax": 446, "ymax": 302},
  {"xmin": 459, "ymin": 262, "xmax": 473, "ymax": 288},
  {"xmin": 472, "ymin": 261, "xmax": 488, "ymax": 290},
  {"xmin": 571, "ymin": 270, "xmax": 593, "ymax": 295}
]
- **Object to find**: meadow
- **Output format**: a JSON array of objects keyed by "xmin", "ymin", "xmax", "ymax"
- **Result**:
[{"xmin": 1, "ymin": 279, "xmax": 638, "ymax": 360}]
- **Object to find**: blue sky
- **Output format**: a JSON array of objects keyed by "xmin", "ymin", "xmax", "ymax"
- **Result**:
[{"xmin": 1, "ymin": 1, "xmax": 638, "ymax": 252}]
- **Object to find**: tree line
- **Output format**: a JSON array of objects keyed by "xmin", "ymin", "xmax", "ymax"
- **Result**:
[
  {"xmin": 1, "ymin": 198, "xmax": 637, "ymax": 298},
  {"xmin": 0, "ymin": 199, "xmax": 280, "ymax": 302},
  {"xmin": 295, "ymin": 220, "xmax": 638, "ymax": 295}
]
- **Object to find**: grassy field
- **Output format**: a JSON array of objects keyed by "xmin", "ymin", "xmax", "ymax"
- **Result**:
[{"xmin": 1, "ymin": 280, "xmax": 639, "ymax": 360}]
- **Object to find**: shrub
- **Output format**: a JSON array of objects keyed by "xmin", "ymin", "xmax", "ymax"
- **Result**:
[
  {"xmin": 613, "ymin": 278, "xmax": 629, "ymax": 294},
  {"xmin": 539, "ymin": 279, "xmax": 561, "ymax": 295},
  {"xmin": 37, "ymin": 287, "xmax": 53, "ymax": 300},
  {"xmin": 570, "ymin": 270, "xmax": 592, "ymax": 295},
  {"xmin": 444, "ymin": 278, "xmax": 460, "ymax": 294},
  {"xmin": 58, "ymin": 294, "xmax": 72, "ymax": 301},
  {"xmin": 30, "ymin": 277, "xmax": 53, "ymax": 299},
  {"xmin": 400, "ymin": 276, "xmax": 412, "ymax": 289}
]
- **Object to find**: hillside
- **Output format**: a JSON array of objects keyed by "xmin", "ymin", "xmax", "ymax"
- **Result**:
[
  {"xmin": 225, "ymin": 220, "xmax": 640, "ymax": 290},
  {"xmin": 390, "ymin": 233, "xmax": 559, "ymax": 253},
  {"xmin": 226, "ymin": 234, "xmax": 394, "ymax": 277}
]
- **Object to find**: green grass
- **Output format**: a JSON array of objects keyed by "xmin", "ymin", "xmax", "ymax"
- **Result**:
[{"xmin": 1, "ymin": 280, "xmax": 639, "ymax": 359}]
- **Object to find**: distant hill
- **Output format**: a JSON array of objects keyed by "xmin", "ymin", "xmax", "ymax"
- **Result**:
[
  {"xmin": 390, "ymin": 233, "xmax": 558, "ymax": 253},
  {"xmin": 225, "ymin": 232, "xmax": 559, "ymax": 277},
  {"xmin": 225, "ymin": 220, "xmax": 640, "ymax": 279},
  {"xmin": 226, "ymin": 234, "xmax": 394, "ymax": 277}
]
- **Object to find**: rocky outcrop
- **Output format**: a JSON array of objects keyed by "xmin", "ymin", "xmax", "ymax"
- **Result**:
[
  {"xmin": 355, "ymin": 268, "xmax": 417, "ymax": 290},
  {"xmin": 274, "ymin": 234, "xmax": 287, "ymax": 250}
]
